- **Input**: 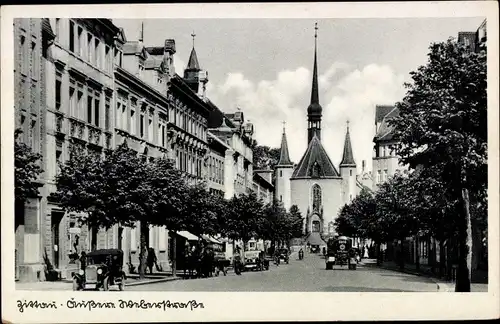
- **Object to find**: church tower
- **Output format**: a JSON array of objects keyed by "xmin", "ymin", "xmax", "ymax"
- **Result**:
[
  {"xmin": 183, "ymin": 32, "xmax": 209, "ymax": 99},
  {"xmin": 275, "ymin": 123, "xmax": 294, "ymax": 210},
  {"xmin": 339, "ymin": 121, "xmax": 357, "ymax": 204},
  {"xmin": 307, "ymin": 23, "xmax": 322, "ymax": 143}
]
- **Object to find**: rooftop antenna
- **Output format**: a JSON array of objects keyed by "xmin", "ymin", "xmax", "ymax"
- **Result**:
[
  {"xmin": 282, "ymin": 120, "xmax": 286, "ymax": 133},
  {"xmin": 139, "ymin": 21, "xmax": 144, "ymax": 43}
]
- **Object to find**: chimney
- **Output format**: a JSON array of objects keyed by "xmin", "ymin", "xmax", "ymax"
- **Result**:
[
  {"xmin": 163, "ymin": 39, "xmax": 176, "ymax": 77},
  {"xmin": 362, "ymin": 160, "xmax": 366, "ymax": 173}
]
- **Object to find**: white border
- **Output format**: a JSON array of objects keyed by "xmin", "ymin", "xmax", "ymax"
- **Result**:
[{"xmin": 1, "ymin": 2, "xmax": 499, "ymax": 322}]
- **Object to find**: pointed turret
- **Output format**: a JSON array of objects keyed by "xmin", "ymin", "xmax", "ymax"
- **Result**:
[
  {"xmin": 307, "ymin": 23, "xmax": 323, "ymax": 143},
  {"xmin": 183, "ymin": 31, "xmax": 208, "ymax": 98},
  {"xmin": 187, "ymin": 47, "xmax": 200, "ymax": 71},
  {"xmin": 340, "ymin": 121, "xmax": 356, "ymax": 166},
  {"xmin": 277, "ymin": 122, "xmax": 293, "ymax": 166}
]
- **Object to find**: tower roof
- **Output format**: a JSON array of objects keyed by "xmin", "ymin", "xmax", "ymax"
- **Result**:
[
  {"xmin": 307, "ymin": 23, "xmax": 322, "ymax": 117},
  {"xmin": 186, "ymin": 47, "xmax": 200, "ymax": 71},
  {"xmin": 291, "ymin": 135, "xmax": 340, "ymax": 179},
  {"xmin": 277, "ymin": 124, "xmax": 293, "ymax": 166},
  {"xmin": 340, "ymin": 122, "xmax": 356, "ymax": 166}
]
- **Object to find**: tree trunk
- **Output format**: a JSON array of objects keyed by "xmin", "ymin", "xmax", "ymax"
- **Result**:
[
  {"xmin": 438, "ymin": 239, "xmax": 445, "ymax": 278},
  {"xmin": 91, "ymin": 225, "xmax": 98, "ymax": 251},
  {"xmin": 415, "ymin": 235, "xmax": 420, "ymax": 271},
  {"xmin": 242, "ymin": 240, "xmax": 247, "ymax": 266},
  {"xmin": 376, "ymin": 242, "xmax": 382, "ymax": 266},
  {"xmin": 471, "ymin": 216, "xmax": 482, "ymax": 272},
  {"xmin": 170, "ymin": 231, "xmax": 177, "ymax": 277},
  {"xmin": 139, "ymin": 222, "xmax": 148, "ymax": 280},
  {"xmin": 455, "ymin": 188, "xmax": 472, "ymax": 292},
  {"xmin": 446, "ymin": 239, "xmax": 453, "ymax": 281},
  {"xmin": 399, "ymin": 238, "xmax": 405, "ymax": 270}
]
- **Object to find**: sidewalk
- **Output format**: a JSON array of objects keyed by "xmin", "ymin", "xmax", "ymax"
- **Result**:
[
  {"xmin": 363, "ymin": 259, "xmax": 488, "ymax": 292},
  {"xmin": 16, "ymin": 272, "xmax": 181, "ymax": 290}
]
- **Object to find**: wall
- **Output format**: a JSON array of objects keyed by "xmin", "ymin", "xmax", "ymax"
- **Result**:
[
  {"xmin": 275, "ymin": 166, "xmax": 293, "ymax": 210},
  {"xmin": 290, "ymin": 178, "xmax": 343, "ymax": 235}
]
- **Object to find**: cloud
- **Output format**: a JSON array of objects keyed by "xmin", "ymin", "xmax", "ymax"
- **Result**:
[
  {"xmin": 207, "ymin": 62, "xmax": 406, "ymax": 173},
  {"xmin": 173, "ymin": 55, "xmax": 186, "ymax": 77}
]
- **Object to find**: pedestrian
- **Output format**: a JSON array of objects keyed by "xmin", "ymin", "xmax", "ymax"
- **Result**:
[
  {"xmin": 233, "ymin": 246, "xmax": 242, "ymax": 275},
  {"xmin": 79, "ymin": 251, "xmax": 87, "ymax": 271},
  {"xmin": 364, "ymin": 245, "xmax": 369, "ymax": 259},
  {"xmin": 147, "ymin": 247, "xmax": 157, "ymax": 274}
]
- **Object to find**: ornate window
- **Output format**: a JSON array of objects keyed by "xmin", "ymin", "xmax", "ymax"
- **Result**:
[
  {"xmin": 312, "ymin": 184, "xmax": 321, "ymax": 213},
  {"xmin": 312, "ymin": 220, "xmax": 320, "ymax": 233}
]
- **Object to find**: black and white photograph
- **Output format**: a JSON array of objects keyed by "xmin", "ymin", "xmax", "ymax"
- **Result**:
[{"xmin": 1, "ymin": 2, "xmax": 499, "ymax": 322}]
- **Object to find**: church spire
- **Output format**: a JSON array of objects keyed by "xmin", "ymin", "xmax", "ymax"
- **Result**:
[
  {"xmin": 277, "ymin": 121, "xmax": 293, "ymax": 166},
  {"xmin": 307, "ymin": 22, "xmax": 323, "ymax": 143},
  {"xmin": 340, "ymin": 120, "xmax": 356, "ymax": 166},
  {"xmin": 310, "ymin": 22, "xmax": 319, "ymax": 106}
]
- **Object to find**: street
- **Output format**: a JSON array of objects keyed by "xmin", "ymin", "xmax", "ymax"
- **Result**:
[{"xmin": 127, "ymin": 253, "xmax": 437, "ymax": 292}]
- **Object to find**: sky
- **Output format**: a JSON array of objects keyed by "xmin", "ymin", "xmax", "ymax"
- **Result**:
[{"xmin": 114, "ymin": 17, "xmax": 485, "ymax": 173}]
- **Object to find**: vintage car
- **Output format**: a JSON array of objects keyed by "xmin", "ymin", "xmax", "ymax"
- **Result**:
[
  {"xmin": 244, "ymin": 250, "xmax": 270, "ymax": 271},
  {"xmin": 277, "ymin": 248, "xmax": 290, "ymax": 264},
  {"xmin": 72, "ymin": 249, "xmax": 126, "ymax": 291},
  {"xmin": 325, "ymin": 236, "xmax": 357, "ymax": 270}
]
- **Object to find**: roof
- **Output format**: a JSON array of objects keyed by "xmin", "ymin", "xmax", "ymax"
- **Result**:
[
  {"xmin": 306, "ymin": 232, "xmax": 327, "ymax": 246},
  {"xmin": 375, "ymin": 105, "xmax": 396, "ymax": 124},
  {"xmin": 291, "ymin": 135, "xmax": 340, "ymax": 179},
  {"xmin": 253, "ymin": 172, "xmax": 274, "ymax": 190},
  {"xmin": 145, "ymin": 46, "xmax": 163, "ymax": 56},
  {"xmin": 122, "ymin": 41, "xmax": 147, "ymax": 58},
  {"xmin": 186, "ymin": 47, "xmax": 200, "ymax": 70},
  {"xmin": 339, "ymin": 125, "xmax": 356, "ymax": 166},
  {"xmin": 144, "ymin": 57, "xmax": 163, "ymax": 69},
  {"xmin": 207, "ymin": 100, "xmax": 236, "ymax": 129},
  {"xmin": 277, "ymin": 129, "xmax": 293, "ymax": 166},
  {"xmin": 374, "ymin": 106, "xmax": 399, "ymax": 142}
]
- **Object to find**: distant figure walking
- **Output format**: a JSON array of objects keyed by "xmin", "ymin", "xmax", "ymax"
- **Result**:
[
  {"xmin": 147, "ymin": 247, "xmax": 157, "ymax": 274},
  {"xmin": 363, "ymin": 245, "xmax": 369, "ymax": 259}
]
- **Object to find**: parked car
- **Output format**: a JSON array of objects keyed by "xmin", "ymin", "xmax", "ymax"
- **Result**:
[
  {"xmin": 277, "ymin": 248, "xmax": 290, "ymax": 264},
  {"xmin": 244, "ymin": 250, "xmax": 269, "ymax": 271},
  {"xmin": 72, "ymin": 249, "xmax": 126, "ymax": 291}
]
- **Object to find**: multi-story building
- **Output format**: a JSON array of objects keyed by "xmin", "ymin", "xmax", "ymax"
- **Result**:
[
  {"xmin": 45, "ymin": 18, "xmax": 121, "ymax": 279},
  {"xmin": 458, "ymin": 18, "xmax": 487, "ymax": 53},
  {"xmin": 13, "ymin": 18, "xmax": 122, "ymax": 282},
  {"xmin": 14, "ymin": 18, "xmax": 56, "ymax": 282},
  {"xmin": 372, "ymin": 104, "xmax": 408, "ymax": 188},
  {"xmin": 207, "ymin": 105, "xmax": 255, "ymax": 199},
  {"xmin": 252, "ymin": 172, "xmax": 274, "ymax": 205},
  {"xmin": 115, "ymin": 32, "xmax": 212, "ymax": 272},
  {"xmin": 207, "ymin": 131, "xmax": 229, "ymax": 197}
]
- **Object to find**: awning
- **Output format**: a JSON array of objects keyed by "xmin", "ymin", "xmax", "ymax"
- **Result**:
[
  {"xmin": 177, "ymin": 231, "xmax": 200, "ymax": 241},
  {"xmin": 306, "ymin": 232, "xmax": 327, "ymax": 246}
]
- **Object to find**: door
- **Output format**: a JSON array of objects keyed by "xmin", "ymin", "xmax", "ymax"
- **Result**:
[{"xmin": 51, "ymin": 211, "xmax": 64, "ymax": 268}]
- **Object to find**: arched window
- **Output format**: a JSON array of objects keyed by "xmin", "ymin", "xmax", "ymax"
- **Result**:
[
  {"xmin": 312, "ymin": 184, "xmax": 321, "ymax": 213},
  {"xmin": 312, "ymin": 220, "xmax": 320, "ymax": 232}
]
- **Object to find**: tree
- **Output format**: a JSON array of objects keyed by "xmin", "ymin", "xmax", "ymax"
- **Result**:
[
  {"xmin": 390, "ymin": 39, "xmax": 487, "ymax": 291},
  {"xmin": 14, "ymin": 128, "xmax": 42, "ymax": 207},
  {"xmin": 55, "ymin": 142, "xmax": 189, "ymax": 279},
  {"xmin": 253, "ymin": 145, "xmax": 281, "ymax": 170},
  {"xmin": 181, "ymin": 182, "xmax": 225, "ymax": 238},
  {"xmin": 55, "ymin": 142, "xmax": 147, "ymax": 251},
  {"xmin": 374, "ymin": 175, "xmax": 419, "ymax": 270},
  {"xmin": 225, "ymin": 192, "xmax": 265, "ymax": 262},
  {"xmin": 288, "ymin": 205, "xmax": 304, "ymax": 239}
]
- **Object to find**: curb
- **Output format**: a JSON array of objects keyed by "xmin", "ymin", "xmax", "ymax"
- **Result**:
[{"xmin": 125, "ymin": 276, "xmax": 181, "ymax": 287}]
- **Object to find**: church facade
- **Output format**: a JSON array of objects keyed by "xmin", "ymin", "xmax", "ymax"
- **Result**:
[{"xmin": 274, "ymin": 25, "xmax": 361, "ymax": 247}]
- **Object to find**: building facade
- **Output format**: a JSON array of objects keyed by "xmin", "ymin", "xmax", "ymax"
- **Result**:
[
  {"xmin": 14, "ymin": 18, "xmax": 56, "ymax": 282},
  {"xmin": 115, "ymin": 33, "xmax": 212, "ymax": 272},
  {"xmin": 13, "ymin": 18, "xmax": 122, "ymax": 282},
  {"xmin": 372, "ymin": 104, "xmax": 408, "ymax": 189}
]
